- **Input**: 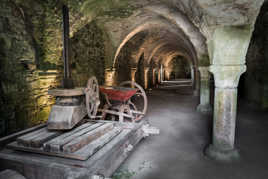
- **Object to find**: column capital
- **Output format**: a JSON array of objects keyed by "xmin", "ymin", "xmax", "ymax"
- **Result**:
[
  {"xmin": 105, "ymin": 67, "xmax": 116, "ymax": 72},
  {"xmin": 209, "ymin": 65, "xmax": 246, "ymax": 88},
  {"xmin": 144, "ymin": 67, "xmax": 150, "ymax": 73},
  {"xmin": 131, "ymin": 67, "xmax": 137, "ymax": 72},
  {"xmin": 199, "ymin": 66, "xmax": 210, "ymax": 80}
]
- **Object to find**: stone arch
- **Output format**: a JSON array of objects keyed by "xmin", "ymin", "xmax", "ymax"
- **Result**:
[{"xmin": 112, "ymin": 5, "xmax": 209, "ymax": 69}]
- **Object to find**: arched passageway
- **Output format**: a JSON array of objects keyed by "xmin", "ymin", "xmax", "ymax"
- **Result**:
[
  {"xmin": 1, "ymin": 1, "xmax": 268, "ymax": 178},
  {"xmin": 113, "ymin": 23, "xmax": 201, "ymax": 93}
]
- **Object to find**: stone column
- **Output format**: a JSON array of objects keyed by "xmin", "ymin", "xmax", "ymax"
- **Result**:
[
  {"xmin": 205, "ymin": 65, "xmax": 246, "ymax": 161},
  {"xmin": 205, "ymin": 25, "xmax": 252, "ymax": 161},
  {"xmin": 130, "ymin": 67, "xmax": 137, "ymax": 88},
  {"xmin": 160, "ymin": 65, "xmax": 164, "ymax": 82},
  {"xmin": 130, "ymin": 67, "xmax": 137, "ymax": 83},
  {"xmin": 191, "ymin": 66, "xmax": 199, "ymax": 96},
  {"xmin": 158, "ymin": 69, "xmax": 161, "ymax": 84},
  {"xmin": 164, "ymin": 69, "xmax": 170, "ymax": 81},
  {"xmin": 191, "ymin": 66, "xmax": 195, "ymax": 84},
  {"xmin": 197, "ymin": 67, "xmax": 212, "ymax": 114},
  {"xmin": 144, "ymin": 67, "xmax": 149, "ymax": 89},
  {"xmin": 105, "ymin": 68, "xmax": 117, "ymax": 86},
  {"xmin": 152, "ymin": 68, "xmax": 157, "ymax": 85}
]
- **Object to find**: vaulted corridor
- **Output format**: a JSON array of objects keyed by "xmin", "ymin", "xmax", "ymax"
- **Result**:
[
  {"xmin": 118, "ymin": 88, "xmax": 268, "ymax": 179},
  {"xmin": 1, "ymin": 0, "xmax": 268, "ymax": 178}
]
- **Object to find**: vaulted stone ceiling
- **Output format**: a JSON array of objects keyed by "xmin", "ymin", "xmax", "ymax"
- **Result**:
[{"xmin": 89, "ymin": 0, "xmax": 264, "ymax": 69}]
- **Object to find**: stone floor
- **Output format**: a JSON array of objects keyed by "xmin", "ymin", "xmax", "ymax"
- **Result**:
[{"xmin": 116, "ymin": 88, "xmax": 268, "ymax": 179}]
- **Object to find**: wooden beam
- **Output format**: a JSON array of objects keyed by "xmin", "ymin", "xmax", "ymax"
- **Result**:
[
  {"xmin": 30, "ymin": 130, "xmax": 62, "ymax": 148},
  {"xmin": 0, "ymin": 169, "xmax": 26, "ymax": 179},
  {"xmin": 0, "ymin": 124, "xmax": 46, "ymax": 148},
  {"xmin": 17, "ymin": 127, "xmax": 48, "ymax": 147},
  {"xmin": 44, "ymin": 123, "xmax": 103, "ymax": 152},
  {"xmin": 62, "ymin": 123, "xmax": 114, "ymax": 153},
  {"xmin": 74, "ymin": 127, "xmax": 122, "ymax": 159}
]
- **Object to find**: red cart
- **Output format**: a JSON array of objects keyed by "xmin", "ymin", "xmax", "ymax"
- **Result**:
[{"xmin": 84, "ymin": 78, "xmax": 148, "ymax": 123}]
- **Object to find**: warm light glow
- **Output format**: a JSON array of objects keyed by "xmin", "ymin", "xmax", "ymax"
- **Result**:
[
  {"xmin": 105, "ymin": 68, "xmax": 117, "ymax": 86},
  {"xmin": 144, "ymin": 67, "xmax": 149, "ymax": 89},
  {"xmin": 164, "ymin": 68, "xmax": 171, "ymax": 81},
  {"xmin": 131, "ymin": 68, "xmax": 137, "ymax": 83},
  {"xmin": 158, "ymin": 69, "xmax": 161, "ymax": 83}
]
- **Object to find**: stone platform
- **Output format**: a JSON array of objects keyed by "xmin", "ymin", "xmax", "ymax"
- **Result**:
[{"xmin": 0, "ymin": 121, "xmax": 151, "ymax": 179}]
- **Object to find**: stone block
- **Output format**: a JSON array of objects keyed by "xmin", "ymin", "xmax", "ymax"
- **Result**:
[{"xmin": 47, "ymin": 105, "xmax": 87, "ymax": 130}]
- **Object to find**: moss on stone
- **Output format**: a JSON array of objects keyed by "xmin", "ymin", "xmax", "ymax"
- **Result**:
[
  {"xmin": 199, "ymin": 54, "xmax": 210, "ymax": 66},
  {"xmin": 70, "ymin": 21, "xmax": 106, "ymax": 86},
  {"xmin": 81, "ymin": 0, "xmax": 134, "ymax": 19}
]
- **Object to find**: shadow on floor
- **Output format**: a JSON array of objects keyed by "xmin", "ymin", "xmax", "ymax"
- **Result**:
[{"xmin": 116, "ymin": 89, "xmax": 268, "ymax": 179}]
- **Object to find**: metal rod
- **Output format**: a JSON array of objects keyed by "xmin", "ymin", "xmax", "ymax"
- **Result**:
[
  {"xmin": 62, "ymin": 5, "xmax": 74, "ymax": 88},
  {"xmin": 160, "ymin": 65, "xmax": 163, "ymax": 83},
  {"xmin": 161, "ymin": 80, "xmax": 192, "ymax": 83}
]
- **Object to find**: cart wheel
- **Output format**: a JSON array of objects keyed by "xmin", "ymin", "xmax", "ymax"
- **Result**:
[
  {"xmin": 84, "ymin": 76, "xmax": 100, "ymax": 118},
  {"xmin": 119, "ymin": 104, "xmax": 134, "ymax": 123},
  {"xmin": 119, "ymin": 81, "xmax": 148, "ymax": 122}
]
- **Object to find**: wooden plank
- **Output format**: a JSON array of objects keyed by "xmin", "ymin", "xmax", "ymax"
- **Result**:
[
  {"xmin": 3, "ymin": 120, "xmax": 145, "ymax": 173},
  {"xmin": 43, "ymin": 122, "xmax": 94, "ymax": 151},
  {"xmin": 74, "ymin": 127, "xmax": 122, "ymax": 159},
  {"xmin": 62, "ymin": 123, "xmax": 114, "ymax": 153},
  {"xmin": 0, "ymin": 169, "xmax": 26, "ymax": 179},
  {"xmin": 17, "ymin": 127, "xmax": 48, "ymax": 147},
  {"xmin": 30, "ymin": 130, "xmax": 62, "ymax": 148},
  {"xmin": 44, "ymin": 123, "xmax": 104, "ymax": 152},
  {"xmin": 87, "ymin": 124, "xmax": 144, "ymax": 177},
  {"xmin": 48, "ymin": 88, "xmax": 84, "ymax": 96},
  {"xmin": 0, "ymin": 124, "xmax": 46, "ymax": 148},
  {"xmin": 7, "ymin": 141, "xmax": 84, "ymax": 160},
  {"xmin": 86, "ymin": 119, "xmax": 137, "ymax": 129}
]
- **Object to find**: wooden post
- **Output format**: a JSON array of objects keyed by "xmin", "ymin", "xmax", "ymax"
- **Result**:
[{"xmin": 62, "ymin": 5, "xmax": 74, "ymax": 89}]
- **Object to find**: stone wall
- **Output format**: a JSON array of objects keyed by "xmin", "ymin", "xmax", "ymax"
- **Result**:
[
  {"xmin": 70, "ymin": 22, "xmax": 106, "ymax": 87},
  {"xmin": 0, "ymin": 0, "xmax": 110, "ymax": 136},
  {"xmin": 243, "ymin": 1, "xmax": 268, "ymax": 110},
  {"xmin": 168, "ymin": 56, "xmax": 191, "ymax": 80},
  {"xmin": 0, "ymin": 0, "xmax": 58, "ymax": 135}
]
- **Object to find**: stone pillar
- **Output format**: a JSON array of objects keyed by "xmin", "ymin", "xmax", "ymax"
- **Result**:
[
  {"xmin": 105, "ymin": 68, "xmax": 117, "ymax": 86},
  {"xmin": 191, "ymin": 66, "xmax": 199, "ymax": 96},
  {"xmin": 130, "ymin": 67, "xmax": 137, "ymax": 83},
  {"xmin": 205, "ymin": 65, "xmax": 246, "ymax": 161},
  {"xmin": 144, "ymin": 67, "xmax": 149, "ymax": 89},
  {"xmin": 191, "ymin": 66, "xmax": 195, "ymax": 84},
  {"xmin": 197, "ymin": 67, "xmax": 212, "ymax": 114},
  {"xmin": 160, "ymin": 65, "xmax": 164, "ymax": 82},
  {"xmin": 152, "ymin": 68, "xmax": 157, "ymax": 85},
  {"xmin": 158, "ymin": 69, "xmax": 161, "ymax": 84},
  {"xmin": 164, "ymin": 69, "xmax": 170, "ymax": 81},
  {"xmin": 205, "ymin": 25, "xmax": 252, "ymax": 161}
]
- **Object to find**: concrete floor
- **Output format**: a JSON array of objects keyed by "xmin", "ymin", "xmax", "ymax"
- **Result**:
[{"xmin": 115, "ymin": 88, "xmax": 268, "ymax": 179}]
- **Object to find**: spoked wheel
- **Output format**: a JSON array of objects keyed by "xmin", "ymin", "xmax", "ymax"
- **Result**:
[
  {"xmin": 119, "ymin": 81, "xmax": 148, "ymax": 122},
  {"xmin": 118, "ymin": 104, "xmax": 134, "ymax": 123},
  {"xmin": 84, "ymin": 76, "xmax": 100, "ymax": 119}
]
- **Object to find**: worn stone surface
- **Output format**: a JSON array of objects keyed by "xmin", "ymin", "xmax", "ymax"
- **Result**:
[
  {"xmin": 208, "ymin": 65, "xmax": 246, "ymax": 161},
  {"xmin": 242, "ymin": 1, "xmax": 268, "ymax": 110},
  {"xmin": 197, "ymin": 67, "xmax": 212, "ymax": 114},
  {"xmin": 0, "ymin": 0, "xmax": 266, "ymax": 150},
  {"xmin": 0, "ymin": 0, "xmax": 59, "ymax": 136},
  {"xmin": 209, "ymin": 26, "xmax": 253, "ymax": 65},
  {"xmin": 118, "ymin": 89, "xmax": 268, "ymax": 178}
]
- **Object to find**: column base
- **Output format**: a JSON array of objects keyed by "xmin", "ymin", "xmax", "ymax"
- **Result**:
[
  {"xmin": 193, "ymin": 90, "xmax": 199, "ymax": 96},
  {"xmin": 204, "ymin": 144, "xmax": 240, "ymax": 162},
  {"xmin": 197, "ymin": 104, "xmax": 212, "ymax": 114}
]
